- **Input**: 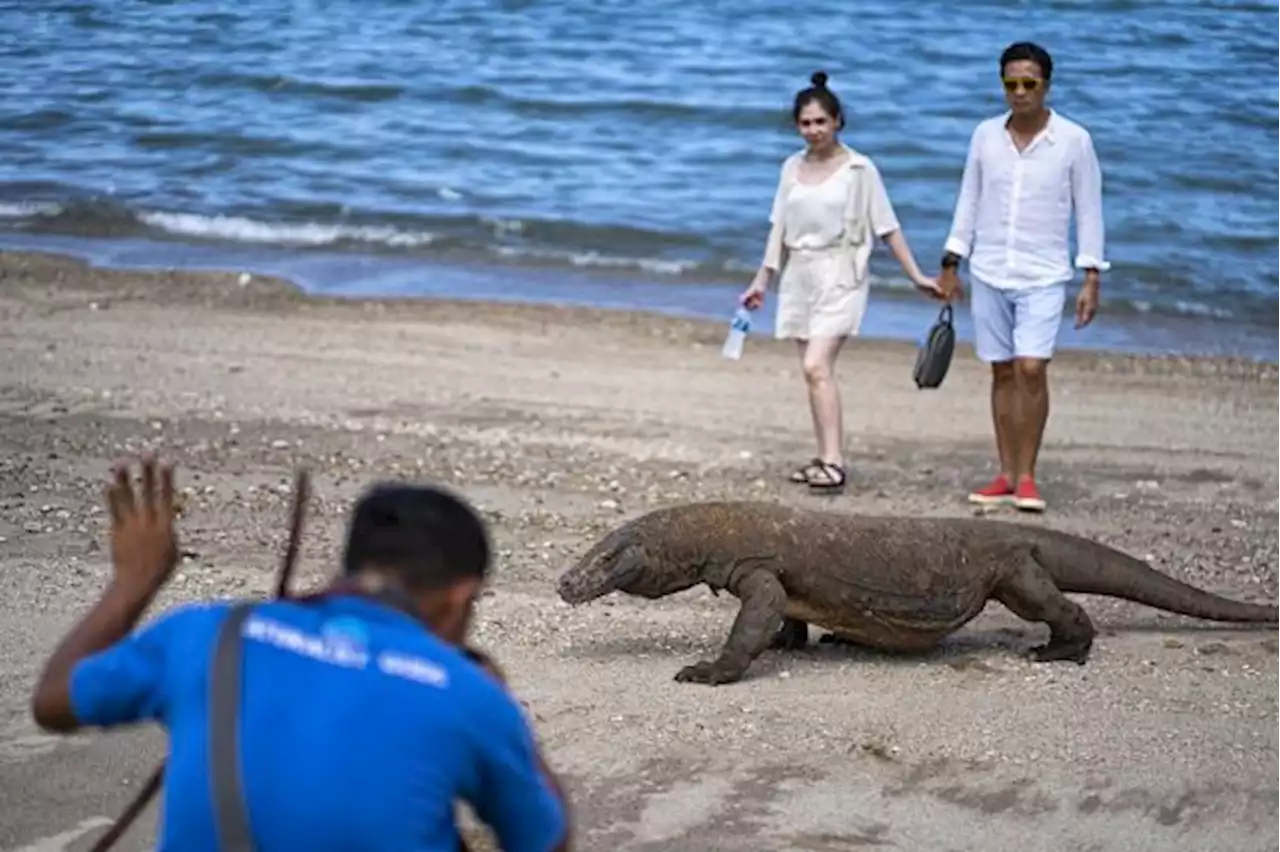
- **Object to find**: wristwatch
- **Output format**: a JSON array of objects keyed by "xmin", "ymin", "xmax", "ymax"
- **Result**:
[{"xmin": 940, "ymin": 252, "xmax": 961, "ymax": 270}]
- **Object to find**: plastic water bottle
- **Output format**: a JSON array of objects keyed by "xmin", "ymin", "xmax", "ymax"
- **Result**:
[{"xmin": 721, "ymin": 306, "xmax": 752, "ymax": 360}]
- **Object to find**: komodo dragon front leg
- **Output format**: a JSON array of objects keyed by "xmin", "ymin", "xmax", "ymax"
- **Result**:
[{"xmin": 675, "ymin": 567, "xmax": 787, "ymax": 686}]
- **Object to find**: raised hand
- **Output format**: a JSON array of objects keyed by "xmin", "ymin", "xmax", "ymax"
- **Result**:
[{"xmin": 105, "ymin": 453, "xmax": 180, "ymax": 595}]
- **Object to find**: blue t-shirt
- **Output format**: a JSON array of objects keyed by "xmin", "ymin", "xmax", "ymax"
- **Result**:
[{"xmin": 70, "ymin": 594, "xmax": 567, "ymax": 852}]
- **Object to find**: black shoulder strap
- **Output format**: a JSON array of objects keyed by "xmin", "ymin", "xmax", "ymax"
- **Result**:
[{"xmin": 209, "ymin": 602, "xmax": 258, "ymax": 852}]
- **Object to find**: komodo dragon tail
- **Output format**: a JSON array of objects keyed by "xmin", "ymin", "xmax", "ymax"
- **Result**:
[{"xmin": 1029, "ymin": 528, "xmax": 1278, "ymax": 623}]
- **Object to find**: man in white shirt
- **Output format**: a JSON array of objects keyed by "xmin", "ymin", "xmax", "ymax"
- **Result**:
[{"xmin": 938, "ymin": 41, "xmax": 1108, "ymax": 513}]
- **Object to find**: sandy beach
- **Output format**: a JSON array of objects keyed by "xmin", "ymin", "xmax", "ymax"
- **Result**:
[{"xmin": 0, "ymin": 248, "xmax": 1275, "ymax": 852}]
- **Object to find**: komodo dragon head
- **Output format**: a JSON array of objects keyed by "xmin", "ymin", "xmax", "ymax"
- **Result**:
[{"xmin": 556, "ymin": 520, "xmax": 702, "ymax": 605}]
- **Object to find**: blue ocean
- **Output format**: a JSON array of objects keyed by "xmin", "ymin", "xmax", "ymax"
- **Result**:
[{"xmin": 1, "ymin": 0, "xmax": 1276, "ymax": 360}]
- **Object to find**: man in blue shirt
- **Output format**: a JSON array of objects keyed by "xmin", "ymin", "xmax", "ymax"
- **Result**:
[{"xmin": 30, "ymin": 454, "xmax": 572, "ymax": 852}]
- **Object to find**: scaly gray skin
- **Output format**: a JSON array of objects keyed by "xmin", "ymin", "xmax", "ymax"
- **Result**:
[{"xmin": 555, "ymin": 501, "xmax": 1279, "ymax": 686}]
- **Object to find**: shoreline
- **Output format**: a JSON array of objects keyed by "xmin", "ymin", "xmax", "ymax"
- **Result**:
[
  {"xmin": 0, "ymin": 245, "xmax": 1275, "ymax": 851},
  {"xmin": 1, "ymin": 233, "xmax": 1275, "ymax": 367}
]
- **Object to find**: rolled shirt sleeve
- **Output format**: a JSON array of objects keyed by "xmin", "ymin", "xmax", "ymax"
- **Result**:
[
  {"xmin": 761, "ymin": 158, "xmax": 795, "ymax": 271},
  {"xmin": 944, "ymin": 126, "xmax": 984, "ymax": 259},
  {"xmin": 1071, "ymin": 131, "xmax": 1111, "ymax": 272}
]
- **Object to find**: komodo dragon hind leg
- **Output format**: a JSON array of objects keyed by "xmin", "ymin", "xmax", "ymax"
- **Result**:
[
  {"xmin": 770, "ymin": 617, "xmax": 809, "ymax": 651},
  {"xmin": 995, "ymin": 550, "xmax": 1096, "ymax": 664},
  {"xmin": 675, "ymin": 569, "xmax": 787, "ymax": 686}
]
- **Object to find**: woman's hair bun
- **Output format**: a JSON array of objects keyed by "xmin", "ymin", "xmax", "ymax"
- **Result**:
[{"xmin": 810, "ymin": 71, "xmax": 829, "ymax": 88}]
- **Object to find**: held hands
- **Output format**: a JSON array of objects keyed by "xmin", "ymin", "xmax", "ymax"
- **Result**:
[
  {"xmin": 912, "ymin": 273, "xmax": 946, "ymax": 301},
  {"xmin": 105, "ymin": 453, "xmax": 180, "ymax": 597},
  {"xmin": 935, "ymin": 267, "xmax": 964, "ymax": 303}
]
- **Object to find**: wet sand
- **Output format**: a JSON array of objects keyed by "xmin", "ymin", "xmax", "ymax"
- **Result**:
[{"xmin": 0, "ymin": 249, "xmax": 1275, "ymax": 852}]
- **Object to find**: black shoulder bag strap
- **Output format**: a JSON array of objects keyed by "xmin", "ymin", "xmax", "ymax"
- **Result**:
[{"xmin": 209, "ymin": 602, "xmax": 258, "ymax": 852}]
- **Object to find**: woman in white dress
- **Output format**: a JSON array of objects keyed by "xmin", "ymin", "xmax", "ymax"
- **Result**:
[{"xmin": 740, "ymin": 70, "xmax": 944, "ymax": 494}]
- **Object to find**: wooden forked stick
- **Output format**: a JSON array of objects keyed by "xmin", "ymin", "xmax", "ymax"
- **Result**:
[{"xmin": 87, "ymin": 468, "xmax": 311, "ymax": 852}]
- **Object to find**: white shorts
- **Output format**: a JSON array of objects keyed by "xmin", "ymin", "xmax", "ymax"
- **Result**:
[
  {"xmin": 970, "ymin": 276, "xmax": 1066, "ymax": 362},
  {"xmin": 774, "ymin": 247, "xmax": 869, "ymax": 340}
]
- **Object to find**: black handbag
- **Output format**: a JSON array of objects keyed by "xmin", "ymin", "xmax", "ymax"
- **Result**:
[{"xmin": 912, "ymin": 304, "xmax": 955, "ymax": 389}]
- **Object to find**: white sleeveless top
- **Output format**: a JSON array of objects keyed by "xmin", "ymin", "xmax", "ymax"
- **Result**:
[{"xmin": 781, "ymin": 168, "xmax": 854, "ymax": 251}]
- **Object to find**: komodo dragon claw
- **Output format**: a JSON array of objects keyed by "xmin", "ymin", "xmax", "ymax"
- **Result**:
[{"xmin": 674, "ymin": 658, "xmax": 748, "ymax": 686}]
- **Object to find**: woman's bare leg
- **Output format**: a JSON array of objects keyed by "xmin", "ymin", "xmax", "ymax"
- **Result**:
[{"xmin": 798, "ymin": 336, "xmax": 847, "ymax": 480}]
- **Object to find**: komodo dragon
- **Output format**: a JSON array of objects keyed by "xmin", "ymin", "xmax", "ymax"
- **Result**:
[{"xmin": 555, "ymin": 501, "xmax": 1278, "ymax": 685}]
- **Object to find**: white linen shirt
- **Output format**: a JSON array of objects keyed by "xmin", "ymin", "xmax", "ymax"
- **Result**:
[{"xmin": 944, "ymin": 109, "xmax": 1110, "ymax": 290}]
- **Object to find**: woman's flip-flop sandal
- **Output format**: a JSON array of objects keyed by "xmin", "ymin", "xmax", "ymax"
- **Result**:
[
  {"xmin": 807, "ymin": 461, "xmax": 847, "ymax": 494},
  {"xmin": 789, "ymin": 457, "xmax": 823, "ymax": 484}
]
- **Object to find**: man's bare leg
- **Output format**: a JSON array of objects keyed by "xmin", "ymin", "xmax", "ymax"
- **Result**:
[
  {"xmin": 970, "ymin": 361, "xmax": 1021, "ymax": 505},
  {"xmin": 1012, "ymin": 357, "xmax": 1050, "ymax": 511},
  {"xmin": 993, "ymin": 361, "xmax": 1021, "ymax": 478}
]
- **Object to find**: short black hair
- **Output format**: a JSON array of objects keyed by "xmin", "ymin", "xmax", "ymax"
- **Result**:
[
  {"xmin": 1000, "ymin": 41, "xmax": 1053, "ymax": 82},
  {"xmin": 342, "ymin": 482, "xmax": 491, "ymax": 590}
]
